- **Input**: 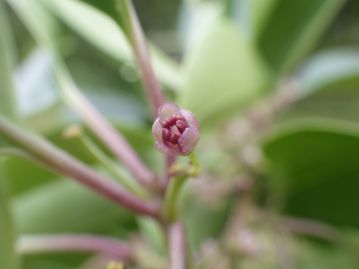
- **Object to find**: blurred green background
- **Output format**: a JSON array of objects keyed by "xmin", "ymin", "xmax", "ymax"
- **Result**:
[{"xmin": 1, "ymin": 0, "xmax": 359, "ymax": 268}]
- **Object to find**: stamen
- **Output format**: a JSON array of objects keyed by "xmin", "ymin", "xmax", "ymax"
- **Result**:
[
  {"xmin": 175, "ymin": 120, "xmax": 188, "ymax": 133},
  {"xmin": 171, "ymin": 133, "xmax": 181, "ymax": 144},
  {"xmin": 162, "ymin": 128, "xmax": 171, "ymax": 142}
]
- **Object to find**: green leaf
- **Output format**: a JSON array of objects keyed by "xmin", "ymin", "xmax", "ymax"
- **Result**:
[
  {"xmin": 279, "ymin": 49, "xmax": 359, "ymax": 123},
  {"xmin": 8, "ymin": 0, "xmax": 60, "ymax": 49},
  {"xmin": 181, "ymin": 187, "xmax": 233, "ymax": 250},
  {"xmin": 178, "ymin": 0, "xmax": 221, "ymax": 53},
  {"xmin": 297, "ymin": 49, "xmax": 359, "ymax": 96},
  {"xmin": 4, "ymin": 156, "xmax": 56, "ymax": 196},
  {"xmin": 0, "ymin": 1, "xmax": 17, "ymax": 118},
  {"xmin": 263, "ymin": 119, "xmax": 359, "ymax": 227},
  {"xmin": 0, "ymin": 159, "xmax": 18, "ymax": 269},
  {"xmin": 14, "ymin": 46, "xmax": 149, "ymax": 134},
  {"xmin": 40, "ymin": 0, "xmax": 182, "ymax": 90},
  {"xmin": 229, "ymin": 0, "xmax": 280, "ymax": 40},
  {"xmin": 257, "ymin": 0, "xmax": 346, "ymax": 74},
  {"xmin": 14, "ymin": 179, "xmax": 135, "ymax": 235},
  {"xmin": 137, "ymin": 217, "xmax": 166, "ymax": 255},
  {"xmin": 180, "ymin": 18, "xmax": 269, "ymax": 126},
  {"xmin": 294, "ymin": 239, "xmax": 359, "ymax": 269}
]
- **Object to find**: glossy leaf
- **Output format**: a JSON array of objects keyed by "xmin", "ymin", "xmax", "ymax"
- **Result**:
[
  {"xmin": 8, "ymin": 0, "xmax": 60, "ymax": 49},
  {"xmin": 40, "ymin": 0, "xmax": 182, "ymax": 90},
  {"xmin": 180, "ymin": 19, "xmax": 269, "ymax": 126},
  {"xmin": 280, "ymin": 49, "xmax": 359, "ymax": 123},
  {"xmin": 178, "ymin": 0, "xmax": 221, "ymax": 53},
  {"xmin": 229, "ymin": 0, "xmax": 279, "ymax": 40},
  {"xmin": 14, "ymin": 180, "xmax": 135, "ymax": 235},
  {"xmin": 0, "ymin": 160, "xmax": 18, "ymax": 269},
  {"xmin": 263, "ymin": 119, "xmax": 359, "ymax": 227},
  {"xmin": 0, "ymin": 1, "xmax": 17, "ymax": 118},
  {"xmin": 257, "ymin": 0, "xmax": 346, "ymax": 74}
]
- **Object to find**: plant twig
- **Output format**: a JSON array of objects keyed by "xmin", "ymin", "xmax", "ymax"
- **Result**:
[
  {"xmin": 169, "ymin": 222, "xmax": 186, "ymax": 269},
  {"xmin": 64, "ymin": 125, "xmax": 150, "ymax": 199},
  {"xmin": 54, "ymin": 61, "xmax": 156, "ymax": 189},
  {"xmin": 116, "ymin": 0, "xmax": 165, "ymax": 116},
  {"xmin": 281, "ymin": 216, "xmax": 340, "ymax": 242},
  {"xmin": 18, "ymin": 234, "xmax": 133, "ymax": 261},
  {"xmin": 163, "ymin": 176, "xmax": 187, "ymax": 222},
  {"xmin": 0, "ymin": 115, "xmax": 159, "ymax": 218}
]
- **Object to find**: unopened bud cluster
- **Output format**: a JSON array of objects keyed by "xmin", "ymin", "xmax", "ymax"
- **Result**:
[{"xmin": 152, "ymin": 103, "xmax": 200, "ymax": 156}]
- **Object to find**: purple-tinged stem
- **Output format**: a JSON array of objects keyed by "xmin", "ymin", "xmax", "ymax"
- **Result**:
[
  {"xmin": 281, "ymin": 216, "xmax": 340, "ymax": 242},
  {"xmin": 169, "ymin": 222, "xmax": 186, "ymax": 269},
  {"xmin": 18, "ymin": 235, "xmax": 133, "ymax": 261},
  {"xmin": 164, "ymin": 154, "xmax": 176, "ymax": 187},
  {"xmin": 117, "ymin": 0, "xmax": 165, "ymax": 116},
  {"xmin": 115, "ymin": 1, "xmax": 176, "ymax": 187},
  {"xmin": 0, "ymin": 115, "xmax": 159, "ymax": 218},
  {"xmin": 55, "ymin": 62, "xmax": 156, "ymax": 188}
]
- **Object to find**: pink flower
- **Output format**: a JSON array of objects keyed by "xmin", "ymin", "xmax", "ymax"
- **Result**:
[{"xmin": 152, "ymin": 103, "xmax": 200, "ymax": 156}]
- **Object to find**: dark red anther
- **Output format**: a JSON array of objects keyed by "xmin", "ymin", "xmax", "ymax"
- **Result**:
[
  {"xmin": 175, "ymin": 120, "xmax": 188, "ymax": 133},
  {"xmin": 162, "ymin": 128, "xmax": 171, "ymax": 142},
  {"xmin": 170, "ymin": 133, "xmax": 181, "ymax": 144}
]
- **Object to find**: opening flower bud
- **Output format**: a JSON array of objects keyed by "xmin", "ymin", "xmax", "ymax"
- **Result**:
[{"xmin": 152, "ymin": 103, "xmax": 200, "ymax": 156}]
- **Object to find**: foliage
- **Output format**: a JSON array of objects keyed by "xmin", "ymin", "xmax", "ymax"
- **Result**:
[{"xmin": 1, "ymin": 0, "xmax": 359, "ymax": 268}]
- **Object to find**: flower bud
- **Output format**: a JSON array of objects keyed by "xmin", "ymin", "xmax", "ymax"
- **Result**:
[{"xmin": 152, "ymin": 103, "xmax": 200, "ymax": 156}]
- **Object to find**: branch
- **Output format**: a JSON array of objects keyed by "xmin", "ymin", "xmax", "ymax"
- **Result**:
[
  {"xmin": 0, "ymin": 115, "xmax": 159, "ymax": 218},
  {"xmin": 18, "ymin": 235, "xmax": 133, "ymax": 261},
  {"xmin": 116, "ymin": 0, "xmax": 165, "ymax": 116},
  {"xmin": 54, "ymin": 61, "xmax": 156, "ymax": 188},
  {"xmin": 281, "ymin": 216, "xmax": 340, "ymax": 242},
  {"xmin": 169, "ymin": 222, "xmax": 186, "ymax": 269}
]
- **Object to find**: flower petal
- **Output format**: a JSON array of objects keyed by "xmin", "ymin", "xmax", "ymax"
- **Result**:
[
  {"xmin": 155, "ymin": 141, "xmax": 178, "ymax": 155},
  {"xmin": 178, "ymin": 127, "xmax": 200, "ymax": 155},
  {"xmin": 181, "ymin": 109, "xmax": 199, "ymax": 129},
  {"xmin": 152, "ymin": 118, "xmax": 163, "ymax": 143},
  {"xmin": 158, "ymin": 103, "xmax": 181, "ymax": 124}
]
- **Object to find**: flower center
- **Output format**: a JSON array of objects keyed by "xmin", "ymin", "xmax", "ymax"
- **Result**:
[{"xmin": 162, "ymin": 116, "xmax": 188, "ymax": 146}]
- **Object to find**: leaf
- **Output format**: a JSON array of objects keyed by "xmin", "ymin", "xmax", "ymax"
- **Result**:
[
  {"xmin": 14, "ymin": 179, "xmax": 135, "ymax": 235},
  {"xmin": 40, "ymin": 0, "xmax": 182, "ymax": 90},
  {"xmin": 178, "ymin": 0, "xmax": 221, "ymax": 53},
  {"xmin": 4, "ymin": 156, "xmax": 57, "ymax": 196},
  {"xmin": 263, "ymin": 119, "xmax": 359, "ymax": 227},
  {"xmin": 294, "ymin": 239, "xmax": 359, "ymax": 269},
  {"xmin": 180, "ymin": 18, "xmax": 269, "ymax": 126},
  {"xmin": 297, "ymin": 49, "xmax": 359, "ymax": 96},
  {"xmin": 229, "ymin": 0, "xmax": 280, "ymax": 40},
  {"xmin": 257, "ymin": 0, "xmax": 346, "ymax": 74},
  {"xmin": 279, "ymin": 49, "xmax": 359, "ymax": 123},
  {"xmin": 0, "ymin": 1, "xmax": 17, "ymax": 118},
  {"xmin": 0, "ymin": 159, "xmax": 18, "ymax": 269},
  {"xmin": 180, "ymin": 186, "xmax": 233, "ymax": 250},
  {"xmin": 8, "ymin": 0, "xmax": 60, "ymax": 49},
  {"xmin": 137, "ymin": 218, "xmax": 166, "ymax": 255}
]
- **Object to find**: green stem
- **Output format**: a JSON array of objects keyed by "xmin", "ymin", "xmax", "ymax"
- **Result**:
[
  {"xmin": 188, "ymin": 153, "xmax": 200, "ymax": 177},
  {"xmin": 0, "ymin": 159, "xmax": 18, "ymax": 269},
  {"xmin": 163, "ymin": 176, "xmax": 188, "ymax": 222},
  {"xmin": 79, "ymin": 135, "xmax": 150, "ymax": 199}
]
